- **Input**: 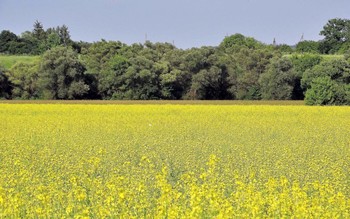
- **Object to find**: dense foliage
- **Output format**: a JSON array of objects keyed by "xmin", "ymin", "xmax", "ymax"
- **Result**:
[{"xmin": 1, "ymin": 19, "xmax": 350, "ymax": 104}]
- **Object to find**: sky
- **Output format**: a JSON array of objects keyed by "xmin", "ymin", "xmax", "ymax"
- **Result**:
[{"xmin": 0, "ymin": 0, "xmax": 349, "ymax": 49}]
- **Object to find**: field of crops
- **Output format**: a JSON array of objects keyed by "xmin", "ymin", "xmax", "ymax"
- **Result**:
[{"xmin": 1, "ymin": 103, "xmax": 350, "ymax": 218}]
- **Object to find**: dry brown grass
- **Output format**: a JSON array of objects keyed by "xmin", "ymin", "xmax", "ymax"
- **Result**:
[{"xmin": 0, "ymin": 100, "xmax": 305, "ymax": 105}]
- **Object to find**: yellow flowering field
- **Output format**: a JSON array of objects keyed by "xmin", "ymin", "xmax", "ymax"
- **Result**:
[{"xmin": 0, "ymin": 104, "xmax": 350, "ymax": 218}]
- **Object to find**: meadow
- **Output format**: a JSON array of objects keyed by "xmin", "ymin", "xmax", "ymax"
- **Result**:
[
  {"xmin": 0, "ymin": 55, "xmax": 40, "ymax": 69},
  {"xmin": 283, "ymin": 53, "xmax": 344, "ymax": 60},
  {"xmin": 0, "ymin": 103, "xmax": 350, "ymax": 218}
]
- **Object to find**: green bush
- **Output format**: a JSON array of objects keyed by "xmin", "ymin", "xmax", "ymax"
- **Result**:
[{"xmin": 305, "ymin": 76, "xmax": 348, "ymax": 105}]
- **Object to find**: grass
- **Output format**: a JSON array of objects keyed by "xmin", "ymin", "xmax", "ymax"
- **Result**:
[
  {"xmin": 0, "ymin": 100, "xmax": 305, "ymax": 105},
  {"xmin": 0, "ymin": 55, "xmax": 40, "ymax": 69},
  {"xmin": 283, "ymin": 53, "xmax": 345, "ymax": 60},
  {"xmin": 320, "ymin": 54, "xmax": 345, "ymax": 60}
]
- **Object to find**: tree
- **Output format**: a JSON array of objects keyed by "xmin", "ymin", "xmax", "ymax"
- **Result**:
[
  {"xmin": 32, "ymin": 20, "xmax": 46, "ymax": 41},
  {"xmin": 38, "ymin": 46, "xmax": 89, "ymax": 99},
  {"xmin": 338, "ymin": 42, "xmax": 350, "ymax": 54},
  {"xmin": 160, "ymin": 69, "xmax": 188, "ymax": 99},
  {"xmin": 182, "ymin": 47, "xmax": 215, "ymax": 74},
  {"xmin": 259, "ymin": 57, "xmax": 297, "ymax": 100},
  {"xmin": 319, "ymin": 18, "xmax": 350, "ymax": 54},
  {"xmin": 289, "ymin": 54, "xmax": 323, "ymax": 99},
  {"xmin": 0, "ymin": 66, "xmax": 12, "ymax": 99},
  {"xmin": 32, "ymin": 20, "xmax": 44, "ymax": 38},
  {"xmin": 190, "ymin": 66, "xmax": 231, "ymax": 100},
  {"xmin": 301, "ymin": 59, "xmax": 350, "ymax": 90},
  {"xmin": 157, "ymin": 49, "xmax": 189, "ymax": 99},
  {"xmin": 82, "ymin": 40, "xmax": 124, "ymax": 74},
  {"xmin": 220, "ymin": 33, "xmax": 263, "ymax": 50},
  {"xmin": 305, "ymin": 76, "xmax": 348, "ymax": 105},
  {"xmin": 81, "ymin": 40, "xmax": 126, "ymax": 99},
  {"xmin": 20, "ymin": 31, "xmax": 41, "ymax": 54},
  {"xmin": 58, "ymin": 25, "xmax": 71, "ymax": 47},
  {"xmin": 302, "ymin": 59, "xmax": 350, "ymax": 105},
  {"xmin": 112, "ymin": 55, "xmax": 161, "ymax": 100},
  {"xmin": 274, "ymin": 44, "xmax": 294, "ymax": 54},
  {"xmin": 0, "ymin": 30, "xmax": 18, "ymax": 53},
  {"xmin": 290, "ymin": 54, "xmax": 323, "ymax": 77},
  {"xmin": 225, "ymin": 48, "xmax": 274, "ymax": 100},
  {"xmin": 98, "ymin": 54, "xmax": 130, "ymax": 99},
  {"xmin": 345, "ymin": 49, "xmax": 350, "ymax": 61},
  {"xmin": 8, "ymin": 62, "xmax": 40, "ymax": 99},
  {"xmin": 45, "ymin": 32, "xmax": 61, "ymax": 49},
  {"xmin": 296, "ymin": 40, "xmax": 320, "ymax": 54},
  {"xmin": 71, "ymin": 40, "xmax": 91, "ymax": 54}
]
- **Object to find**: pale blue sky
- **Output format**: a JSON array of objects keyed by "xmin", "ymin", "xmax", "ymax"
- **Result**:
[{"xmin": 0, "ymin": 0, "xmax": 349, "ymax": 48}]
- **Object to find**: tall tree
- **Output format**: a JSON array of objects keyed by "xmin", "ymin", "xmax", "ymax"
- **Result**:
[
  {"xmin": 58, "ymin": 25, "xmax": 71, "ymax": 47},
  {"xmin": 319, "ymin": 18, "xmax": 350, "ymax": 54},
  {"xmin": 32, "ymin": 20, "xmax": 46, "ymax": 41}
]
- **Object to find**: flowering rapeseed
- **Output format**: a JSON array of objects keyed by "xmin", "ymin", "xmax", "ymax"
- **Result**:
[{"xmin": 0, "ymin": 104, "xmax": 349, "ymax": 218}]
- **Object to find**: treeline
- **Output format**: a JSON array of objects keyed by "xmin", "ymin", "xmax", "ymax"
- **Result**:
[
  {"xmin": 0, "ymin": 18, "xmax": 350, "ymax": 105},
  {"xmin": 0, "ymin": 21, "xmax": 84, "ymax": 55}
]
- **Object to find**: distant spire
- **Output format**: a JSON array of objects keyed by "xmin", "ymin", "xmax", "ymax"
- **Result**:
[
  {"xmin": 273, "ymin": 38, "xmax": 276, "ymax": 46},
  {"xmin": 300, "ymin": 33, "xmax": 304, "ymax": 42}
]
